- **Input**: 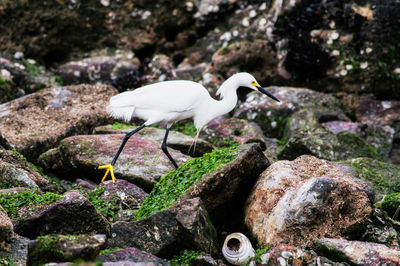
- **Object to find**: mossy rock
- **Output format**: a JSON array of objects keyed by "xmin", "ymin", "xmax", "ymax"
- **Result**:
[
  {"xmin": 381, "ymin": 193, "xmax": 400, "ymax": 217},
  {"xmin": 344, "ymin": 158, "xmax": 400, "ymax": 201},
  {"xmin": 277, "ymin": 127, "xmax": 382, "ymax": 162}
]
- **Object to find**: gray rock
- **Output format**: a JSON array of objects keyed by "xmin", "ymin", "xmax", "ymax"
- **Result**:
[
  {"xmin": 0, "ymin": 84, "xmax": 117, "ymax": 162},
  {"xmin": 27, "ymin": 234, "xmax": 106, "ymax": 265},
  {"xmin": 0, "ymin": 208, "xmax": 13, "ymax": 251},
  {"xmin": 234, "ymin": 86, "xmax": 341, "ymax": 138},
  {"xmin": 38, "ymin": 134, "xmax": 190, "ymax": 191},
  {"xmin": 245, "ymin": 155, "xmax": 373, "ymax": 248},
  {"xmin": 98, "ymin": 247, "xmax": 168, "ymax": 265},
  {"xmin": 109, "ymin": 197, "xmax": 218, "ymax": 257},
  {"xmin": 0, "ymin": 234, "xmax": 29, "ymax": 266},
  {"xmin": 316, "ymin": 238, "xmax": 400, "ymax": 265},
  {"xmin": 93, "ymin": 125, "xmax": 214, "ymax": 157},
  {"xmin": 14, "ymin": 191, "xmax": 110, "ymax": 238}
]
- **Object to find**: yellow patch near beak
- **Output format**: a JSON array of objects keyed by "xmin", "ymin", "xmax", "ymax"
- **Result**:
[{"xmin": 251, "ymin": 81, "xmax": 259, "ymax": 87}]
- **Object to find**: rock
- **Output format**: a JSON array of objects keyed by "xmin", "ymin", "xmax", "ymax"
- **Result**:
[
  {"xmin": 54, "ymin": 50, "xmax": 141, "ymax": 87},
  {"xmin": 316, "ymin": 238, "xmax": 400, "ymax": 265},
  {"xmin": 277, "ymin": 127, "xmax": 382, "ymax": 161},
  {"xmin": 381, "ymin": 193, "xmax": 400, "ymax": 219},
  {"xmin": 0, "ymin": 54, "xmax": 60, "ymax": 103},
  {"xmin": 27, "ymin": 234, "xmax": 106, "ymax": 265},
  {"xmin": 200, "ymin": 116, "xmax": 268, "ymax": 149},
  {"xmin": 98, "ymin": 247, "xmax": 169, "ymax": 265},
  {"xmin": 0, "ymin": 84, "xmax": 117, "ymax": 162},
  {"xmin": 344, "ymin": 158, "xmax": 400, "ymax": 201},
  {"xmin": 0, "ymin": 149, "xmax": 57, "ymax": 192},
  {"xmin": 93, "ymin": 125, "xmax": 214, "ymax": 157},
  {"xmin": 99, "ymin": 179, "xmax": 148, "ymax": 221},
  {"xmin": 14, "ymin": 191, "xmax": 110, "ymax": 238},
  {"xmin": 234, "ymin": 86, "xmax": 341, "ymax": 138},
  {"xmin": 145, "ymin": 54, "xmax": 176, "ymax": 83},
  {"xmin": 180, "ymin": 143, "xmax": 269, "ymax": 223},
  {"xmin": 0, "ymin": 208, "xmax": 13, "ymax": 251},
  {"xmin": 174, "ymin": 62, "xmax": 207, "ymax": 81},
  {"xmin": 245, "ymin": 155, "xmax": 373, "ymax": 248},
  {"xmin": 38, "ymin": 134, "xmax": 190, "ymax": 191},
  {"xmin": 208, "ymin": 40, "xmax": 280, "ymax": 85},
  {"xmin": 0, "ymin": 234, "xmax": 29, "ymax": 266},
  {"xmin": 250, "ymin": 244, "xmax": 344, "ymax": 266},
  {"xmin": 109, "ymin": 197, "xmax": 219, "ymax": 258}
]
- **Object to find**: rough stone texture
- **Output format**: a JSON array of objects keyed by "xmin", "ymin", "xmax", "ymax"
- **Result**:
[
  {"xmin": 200, "ymin": 116, "xmax": 268, "ymax": 149},
  {"xmin": 208, "ymin": 40, "xmax": 280, "ymax": 85},
  {"xmin": 245, "ymin": 155, "xmax": 373, "ymax": 248},
  {"xmin": 180, "ymin": 143, "xmax": 269, "ymax": 222},
  {"xmin": 0, "ymin": 54, "xmax": 60, "ymax": 103},
  {"xmin": 251, "ymin": 244, "xmax": 345, "ymax": 266},
  {"xmin": 100, "ymin": 179, "xmax": 148, "ymax": 220},
  {"xmin": 27, "ymin": 234, "xmax": 106, "ymax": 265},
  {"xmin": 93, "ymin": 125, "xmax": 213, "ymax": 157},
  {"xmin": 0, "ymin": 234, "xmax": 29, "ymax": 266},
  {"xmin": 98, "ymin": 247, "xmax": 168, "ymax": 265},
  {"xmin": 0, "ymin": 208, "xmax": 13, "ymax": 251},
  {"xmin": 316, "ymin": 238, "xmax": 400, "ymax": 265},
  {"xmin": 54, "ymin": 50, "xmax": 141, "ymax": 86},
  {"xmin": 38, "ymin": 134, "xmax": 190, "ymax": 191},
  {"xmin": 109, "ymin": 197, "xmax": 218, "ymax": 258},
  {"xmin": 234, "ymin": 87, "xmax": 341, "ymax": 138},
  {"xmin": 14, "ymin": 192, "xmax": 110, "ymax": 239},
  {"xmin": 277, "ymin": 127, "xmax": 382, "ymax": 161},
  {"xmin": 358, "ymin": 97, "xmax": 400, "ymax": 127},
  {"xmin": 344, "ymin": 157, "xmax": 400, "ymax": 201},
  {"xmin": 0, "ymin": 84, "xmax": 117, "ymax": 162},
  {"xmin": 0, "ymin": 149, "xmax": 52, "ymax": 191}
]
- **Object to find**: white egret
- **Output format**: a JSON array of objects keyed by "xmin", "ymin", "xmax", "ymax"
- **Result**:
[{"xmin": 99, "ymin": 72, "xmax": 280, "ymax": 182}]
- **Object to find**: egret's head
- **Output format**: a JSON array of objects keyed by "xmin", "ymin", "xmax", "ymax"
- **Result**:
[{"xmin": 236, "ymin": 72, "xmax": 280, "ymax": 102}]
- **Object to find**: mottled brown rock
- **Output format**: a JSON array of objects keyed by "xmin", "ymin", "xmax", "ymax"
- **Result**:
[
  {"xmin": 0, "ymin": 84, "xmax": 117, "ymax": 162},
  {"xmin": 0, "ymin": 208, "xmax": 13, "ymax": 251},
  {"xmin": 245, "ymin": 155, "xmax": 373, "ymax": 248}
]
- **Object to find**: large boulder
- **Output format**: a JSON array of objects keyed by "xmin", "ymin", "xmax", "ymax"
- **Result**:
[
  {"xmin": 0, "ymin": 84, "xmax": 117, "ymax": 162},
  {"xmin": 245, "ymin": 155, "xmax": 373, "ymax": 248},
  {"xmin": 38, "ymin": 134, "xmax": 190, "ymax": 191},
  {"xmin": 109, "ymin": 197, "xmax": 219, "ymax": 257}
]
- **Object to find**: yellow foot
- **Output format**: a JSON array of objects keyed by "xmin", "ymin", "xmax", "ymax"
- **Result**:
[{"xmin": 98, "ymin": 164, "xmax": 116, "ymax": 183}]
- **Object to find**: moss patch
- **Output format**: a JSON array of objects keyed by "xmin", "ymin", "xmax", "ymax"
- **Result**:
[
  {"xmin": 381, "ymin": 193, "xmax": 400, "ymax": 217},
  {"xmin": 246, "ymin": 246, "xmax": 272, "ymax": 265},
  {"xmin": 344, "ymin": 158, "xmax": 400, "ymax": 200},
  {"xmin": 0, "ymin": 190, "xmax": 62, "ymax": 218},
  {"xmin": 79, "ymin": 187, "xmax": 120, "ymax": 222},
  {"xmin": 135, "ymin": 145, "xmax": 238, "ymax": 219},
  {"xmin": 168, "ymin": 250, "xmax": 205, "ymax": 266}
]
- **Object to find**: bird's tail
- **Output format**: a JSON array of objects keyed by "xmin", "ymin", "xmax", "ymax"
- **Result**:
[{"xmin": 106, "ymin": 104, "xmax": 134, "ymax": 123}]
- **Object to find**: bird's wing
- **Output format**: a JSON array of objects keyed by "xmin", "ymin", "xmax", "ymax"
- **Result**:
[{"xmin": 109, "ymin": 80, "xmax": 208, "ymax": 113}]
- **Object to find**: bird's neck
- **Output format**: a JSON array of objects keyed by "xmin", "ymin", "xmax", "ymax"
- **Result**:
[{"xmin": 212, "ymin": 80, "xmax": 239, "ymax": 117}]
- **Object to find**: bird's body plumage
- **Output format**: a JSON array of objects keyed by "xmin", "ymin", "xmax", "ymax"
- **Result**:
[{"xmin": 100, "ymin": 72, "xmax": 280, "ymax": 183}]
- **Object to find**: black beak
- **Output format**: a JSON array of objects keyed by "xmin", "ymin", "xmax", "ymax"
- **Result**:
[{"xmin": 257, "ymin": 86, "xmax": 280, "ymax": 102}]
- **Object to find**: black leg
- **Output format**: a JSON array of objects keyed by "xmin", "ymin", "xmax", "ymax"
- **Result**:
[
  {"xmin": 161, "ymin": 127, "xmax": 179, "ymax": 169},
  {"xmin": 111, "ymin": 124, "xmax": 146, "ymax": 165}
]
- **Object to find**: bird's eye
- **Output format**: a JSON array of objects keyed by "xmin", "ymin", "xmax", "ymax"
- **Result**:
[{"xmin": 251, "ymin": 81, "xmax": 258, "ymax": 86}]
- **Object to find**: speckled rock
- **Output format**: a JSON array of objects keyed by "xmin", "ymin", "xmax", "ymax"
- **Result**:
[
  {"xmin": 316, "ymin": 238, "xmax": 400, "ymax": 265},
  {"xmin": 0, "ymin": 208, "xmax": 13, "ymax": 251},
  {"xmin": 38, "ymin": 134, "xmax": 190, "ymax": 191},
  {"xmin": 0, "ymin": 149, "xmax": 53, "ymax": 191},
  {"xmin": 97, "ymin": 247, "xmax": 169, "ymax": 265},
  {"xmin": 99, "ymin": 179, "xmax": 148, "ymax": 221},
  {"xmin": 54, "ymin": 50, "xmax": 141, "ymax": 86},
  {"xmin": 93, "ymin": 125, "xmax": 213, "ymax": 157},
  {"xmin": 0, "ymin": 84, "xmax": 117, "ymax": 162},
  {"xmin": 358, "ymin": 97, "xmax": 400, "ymax": 127},
  {"xmin": 245, "ymin": 155, "xmax": 373, "ymax": 248},
  {"xmin": 234, "ymin": 86, "xmax": 341, "ymax": 138},
  {"xmin": 109, "ymin": 197, "xmax": 218, "ymax": 257},
  {"xmin": 14, "ymin": 191, "xmax": 110, "ymax": 238},
  {"xmin": 0, "ymin": 234, "xmax": 29, "ymax": 266},
  {"xmin": 249, "ymin": 244, "xmax": 344, "ymax": 266},
  {"xmin": 200, "ymin": 116, "xmax": 269, "ymax": 149},
  {"xmin": 27, "ymin": 234, "xmax": 106, "ymax": 265}
]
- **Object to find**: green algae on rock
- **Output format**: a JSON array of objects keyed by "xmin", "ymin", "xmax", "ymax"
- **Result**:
[
  {"xmin": 381, "ymin": 193, "xmax": 400, "ymax": 217},
  {"xmin": 345, "ymin": 158, "xmax": 400, "ymax": 201},
  {"xmin": 135, "ymin": 145, "xmax": 238, "ymax": 219}
]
